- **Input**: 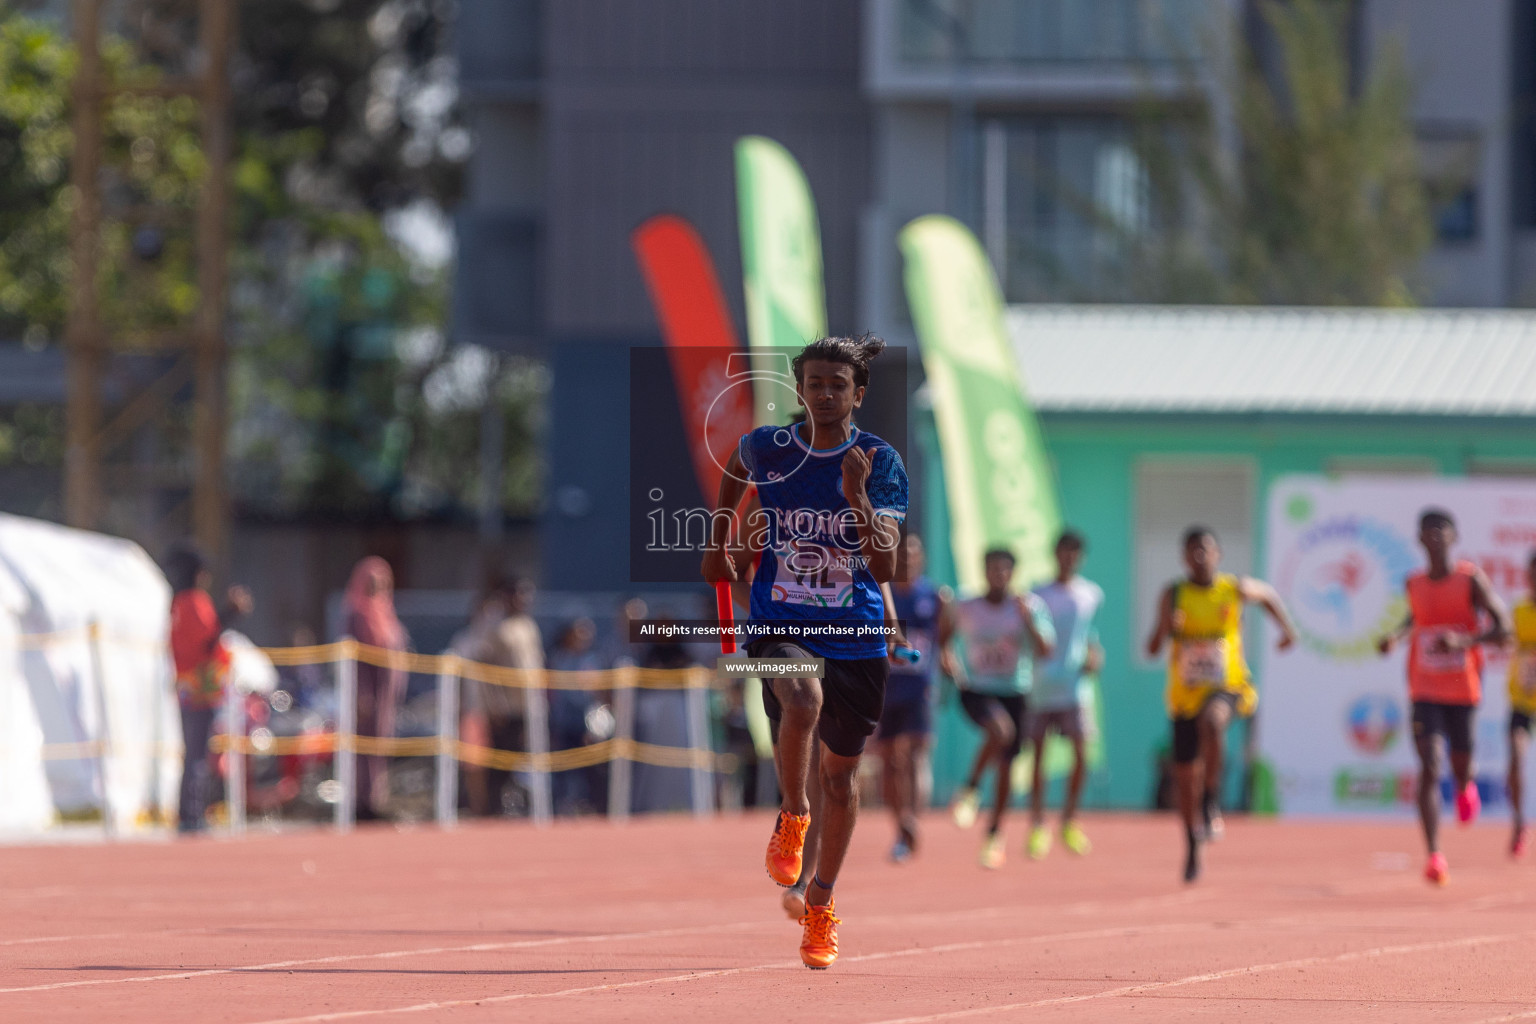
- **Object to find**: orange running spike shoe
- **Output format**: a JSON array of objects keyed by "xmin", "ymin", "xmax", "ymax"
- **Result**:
[
  {"xmin": 799, "ymin": 899, "xmax": 840, "ymax": 969},
  {"xmin": 766, "ymin": 810, "xmax": 811, "ymax": 886}
]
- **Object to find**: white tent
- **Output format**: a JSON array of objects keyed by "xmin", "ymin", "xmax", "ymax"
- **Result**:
[{"xmin": 0, "ymin": 514, "xmax": 179, "ymax": 836}]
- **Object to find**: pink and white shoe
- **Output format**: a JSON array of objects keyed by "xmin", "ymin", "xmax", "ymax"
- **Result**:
[
  {"xmin": 1512, "ymin": 826, "xmax": 1529, "ymax": 860},
  {"xmin": 1424, "ymin": 852, "xmax": 1449, "ymax": 886},
  {"xmin": 1456, "ymin": 781, "xmax": 1481, "ymax": 826}
]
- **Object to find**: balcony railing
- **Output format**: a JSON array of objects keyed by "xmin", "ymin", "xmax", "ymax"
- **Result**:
[{"xmin": 897, "ymin": 0, "xmax": 1205, "ymax": 67}]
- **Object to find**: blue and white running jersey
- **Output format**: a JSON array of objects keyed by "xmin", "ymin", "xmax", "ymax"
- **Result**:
[
  {"xmin": 888, "ymin": 578, "xmax": 941, "ymax": 703},
  {"xmin": 739, "ymin": 423, "xmax": 908, "ymax": 660}
]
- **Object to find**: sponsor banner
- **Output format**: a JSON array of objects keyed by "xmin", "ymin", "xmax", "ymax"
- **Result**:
[
  {"xmin": 1262, "ymin": 475, "xmax": 1536, "ymax": 817},
  {"xmin": 631, "ymin": 214, "xmax": 753, "ymax": 506},
  {"xmin": 898, "ymin": 215, "xmax": 1061, "ymax": 591},
  {"xmin": 734, "ymin": 136, "xmax": 827, "ymax": 428}
]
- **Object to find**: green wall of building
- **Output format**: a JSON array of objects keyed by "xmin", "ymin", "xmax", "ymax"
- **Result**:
[{"xmin": 922, "ymin": 411, "xmax": 1536, "ymax": 811}]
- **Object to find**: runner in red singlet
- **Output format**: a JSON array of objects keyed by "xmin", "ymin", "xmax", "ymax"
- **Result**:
[{"xmin": 1378, "ymin": 508, "xmax": 1510, "ymax": 886}]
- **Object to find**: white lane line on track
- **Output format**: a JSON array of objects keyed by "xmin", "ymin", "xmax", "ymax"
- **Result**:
[
  {"xmin": 239, "ymin": 922, "xmax": 1211, "ymax": 1024},
  {"xmin": 1463, "ymin": 1007, "xmax": 1536, "ymax": 1023},
  {"xmin": 0, "ymin": 929, "xmax": 207, "ymax": 949},
  {"xmin": 0, "ymin": 887, "xmax": 1207, "ymax": 997},
  {"xmin": 0, "ymin": 921, "xmax": 775, "ymax": 995},
  {"xmin": 858, "ymin": 930, "xmax": 1536, "ymax": 1024}
]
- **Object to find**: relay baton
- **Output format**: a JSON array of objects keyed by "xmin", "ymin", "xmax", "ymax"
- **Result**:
[
  {"xmin": 892, "ymin": 646, "xmax": 920, "ymax": 665},
  {"xmin": 715, "ymin": 580, "xmax": 737, "ymax": 654}
]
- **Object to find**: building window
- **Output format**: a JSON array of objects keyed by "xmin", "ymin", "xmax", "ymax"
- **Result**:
[
  {"xmin": 1418, "ymin": 130, "xmax": 1480, "ymax": 244},
  {"xmin": 1433, "ymin": 188, "xmax": 1478, "ymax": 243},
  {"xmin": 1134, "ymin": 460, "xmax": 1254, "ymax": 664},
  {"xmin": 899, "ymin": 0, "xmax": 1203, "ymax": 67},
  {"xmin": 982, "ymin": 116, "xmax": 1156, "ymax": 302}
]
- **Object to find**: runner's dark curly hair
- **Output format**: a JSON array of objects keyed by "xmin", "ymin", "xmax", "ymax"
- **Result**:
[{"xmin": 792, "ymin": 334, "xmax": 886, "ymax": 388}]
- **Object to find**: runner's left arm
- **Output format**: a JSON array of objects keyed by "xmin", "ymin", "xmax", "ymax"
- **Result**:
[
  {"xmin": 1016, "ymin": 594, "xmax": 1057, "ymax": 660},
  {"xmin": 1238, "ymin": 577, "xmax": 1298, "ymax": 650},
  {"xmin": 843, "ymin": 445, "xmax": 907, "ymax": 584},
  {"xmin": 936, "ymin": 587, "xmax": 962, "ymax": 681},
  {"xmin": 1467, "ymin": 568, "xmax": 1512, "ymax": 647}
]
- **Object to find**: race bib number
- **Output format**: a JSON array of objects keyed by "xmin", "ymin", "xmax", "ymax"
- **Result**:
[
  {"xmin": 1178, "ymin": 639, "xmax": 1228, "ymax": 685},
  {"xmin": 968, "ymin": 636, "xmax": 1020, "ymax": 678},
  {"xmin": 1518, "ymin": 652, "xmax": 1536, "ymax": 695},
  {"xmin": 771, "ymin": 541, "xmax": 855, "ymax": 608},
  {"xmin": 1415, "ymin": 629, "xmax": 1469, "ymax": 673}
]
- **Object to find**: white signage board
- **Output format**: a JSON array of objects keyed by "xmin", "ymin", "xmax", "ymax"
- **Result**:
[{"xmin": 1261, "ymin": 476, "xmax": 1536, "ymax": 817}]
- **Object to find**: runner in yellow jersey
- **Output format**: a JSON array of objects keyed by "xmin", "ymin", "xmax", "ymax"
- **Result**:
[
  {"xmin": 1507, "ymin": 551, "xmax": 1536, "ymax": 859},
  {"xmin": 1146, "ymin": 526, "xmax": 1296, "ymax": 882}
]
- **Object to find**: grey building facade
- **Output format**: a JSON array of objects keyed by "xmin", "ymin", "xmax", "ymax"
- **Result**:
[{"xmin": 453, "ymin": 0, "xmax": 1536, "ymax": 588}]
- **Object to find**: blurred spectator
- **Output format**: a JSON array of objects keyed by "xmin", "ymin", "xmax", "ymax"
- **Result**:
[
  {"xmin": 720, "ymin": 679, "xmax": 761, "ymax": 810},
  {"xmin": 343, "ymin": 556, "xmax": 408, "ymax": 821},
  {"xmin": 460, "ymin": 575, "xmax": 543, "ymax": 816},
  {"xmin": 547, "ymin": 618, "xmax": 604, "ymax": 814},
  {"xmin": 604, "ymin": 597, "xmax": 648, "ymax": 668},
  {"xmin": 638, "ymin": 622, "xmax": 693, "ymax": 672},
  {"xmin": 165, "ymin": 543, "xmax": 252, "ymax": 834},
  {"xmin": 445, "ymin": 588, "xmax": 503, "ymax": 784},
  {"xmin": 632, "ymin": 617, "xmax": 695, "ymax": 813},
  {"xmin": 277, "ymin": 624, "xmax": 328, "ymax": 712}
]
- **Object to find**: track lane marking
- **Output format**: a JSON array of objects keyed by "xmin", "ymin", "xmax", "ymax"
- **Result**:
[
  {"xmin": 0, "ymin": 887, "xmax": 1209, "ymax": 996},
  {"xmin": 858, "ymin": 930, "xmax": 1536, "ymax": 1024},
  {"xmin": 240, "ymin": 922, "xmax": 1210, "ymax": 1024},
  {"xmin": 0, "ymin": 928, "xmax": 207, "ymax": 949}
]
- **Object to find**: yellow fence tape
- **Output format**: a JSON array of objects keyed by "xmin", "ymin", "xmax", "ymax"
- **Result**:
[
  {"xmin": 17, "ymin": 630, "xmax": 736, "ymax": 773},
  {"xmin": 5, "ymin": 631, "xmax": 722, "ymax": 691}
]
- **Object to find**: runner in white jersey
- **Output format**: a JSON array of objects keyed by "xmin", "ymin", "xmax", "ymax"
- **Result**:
[
  {"xmin": 1026, "ymin": 531, "xmax": 1103, "ymax": 860},
  {"xmin": 941, "ymin": 548, "xmax": 1055, "ymax": 869}
]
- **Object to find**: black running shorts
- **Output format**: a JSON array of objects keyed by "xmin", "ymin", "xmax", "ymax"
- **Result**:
[
  {"xmin": 1170, "ymin": 690, "xmax": 1241, "ymax": 765},
  {"xmin": 749, "ymin": 638, "xmax": 888, "ymax": 758},
  {"xmin": 1412, "ymin": 700, "xmax": 1474, "ymax": 755},
  {"xmin": 958, "ymin": 690, "xmax": 1028, "ymax": 761}
]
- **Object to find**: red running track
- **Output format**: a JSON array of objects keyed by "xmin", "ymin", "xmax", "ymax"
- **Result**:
[{"xmin": 2, "ymin": 812, "xmax": 1535, "ymax": 1023}]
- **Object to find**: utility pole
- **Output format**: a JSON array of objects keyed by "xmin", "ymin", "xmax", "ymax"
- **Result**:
[
  {"xmin": 64, "ymin": 0, "xmax": 234, "ymax": 567},
  {"xmin": 63, "ymin": 0, "xmax": 104, "ymax": 535}
]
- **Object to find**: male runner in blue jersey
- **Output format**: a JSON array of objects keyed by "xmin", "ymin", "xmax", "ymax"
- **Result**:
[
  {"xmin": 875, "ymin": 535, "xmax": 951, "ymax": 862},
  {"xmin": 703, "ymin": 335, "xmax": 907, "ymax": 970}
]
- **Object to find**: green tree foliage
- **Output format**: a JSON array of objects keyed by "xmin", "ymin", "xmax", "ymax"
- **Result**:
[
  {"xmin": 1129, "ymin": 0, "xmax": 1433, "ymax": 305},
  {"xmin": 0, "ymin": 15, "xmax": 202, "ymax": 342},
  {"xmin": 0, "ymin": 2, "xmax": 544, "ymax": 521}
]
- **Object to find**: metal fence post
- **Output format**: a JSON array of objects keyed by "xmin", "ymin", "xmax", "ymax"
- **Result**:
[
  {"xmin": 335, "ymin": 641, "xmax": 357, "ymax": 833},
  {"xmin": 607, "ymin": 665, "xmax": 636, "ymax": 822},
  {"xmin": 225, "ymin": 663, "xmax": 245, "ymax": 836},
  {"xmin": 524, "ymin": 669, "xmax": 552, "ymax": 826},
  {"xmin": 435, "ymin": 657, "xmax": 459, "ymax": 828},
  {"xmin": 684, "ymin": 669, "xmax": 715, "ymax": 818},
  {"xmin": 85, "ymin": 620, "xmax": 114, "ymax": 838}
]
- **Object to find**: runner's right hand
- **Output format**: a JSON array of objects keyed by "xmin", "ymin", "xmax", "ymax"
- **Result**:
[{"xmin": 700, "ymin": 546, "xmax": 738, "ymax": 584}]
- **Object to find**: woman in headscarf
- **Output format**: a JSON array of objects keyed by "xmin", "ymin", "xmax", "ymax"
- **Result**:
[{"xmin": 344, "ymin": 556, "xmax": 408, "ymax": 820}]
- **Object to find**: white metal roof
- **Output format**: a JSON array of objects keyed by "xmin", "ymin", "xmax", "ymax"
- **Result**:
[{"xmin": 1006, "ymin": 306, "xmax": 1536, "ymax": 416}]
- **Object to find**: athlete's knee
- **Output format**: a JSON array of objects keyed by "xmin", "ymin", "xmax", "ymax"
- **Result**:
[
  {"xmin": 818, "ymin": 760, "xmax": 858, "ymax": 806},
  {"xmin": 774, "ymin": 677, "xmax": 822, "ymax": 719}
]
